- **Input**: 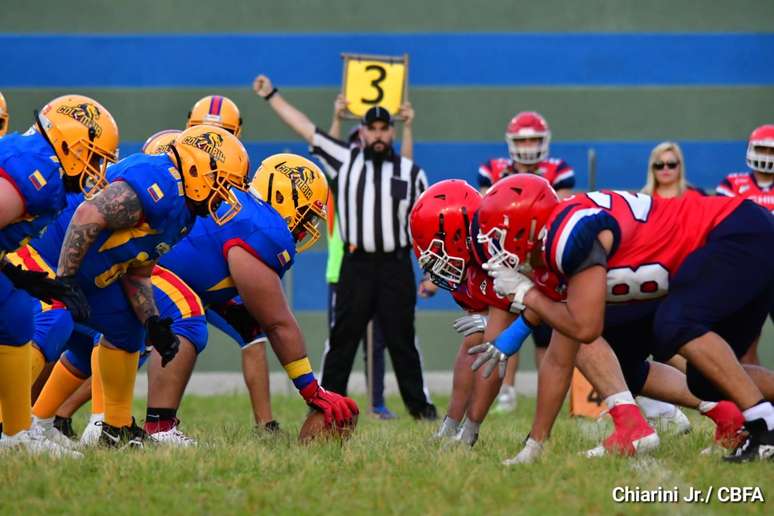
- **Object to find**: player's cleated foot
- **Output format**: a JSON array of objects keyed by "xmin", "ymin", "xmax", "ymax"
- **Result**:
[
  {"xmin": 53, "ymin": 416, "xmax": 78, "ymax": 441},
  {"xmin": 503, "ymin": 436, "xmax": 544, "ymax": 465},
  {"xmin": 32, "ymin": 416, "xmax": 81, "ymax": 450},
  {"xmin": 146, "ymin": 419, "xmax": 197, "ymax": 447},
  {"xmin": 493, "ymin": 385, "xmax": 517, "ymax": 414},
  {"xmin": 99, "ymin": 418, "xmax": 148, "ymax": 450},
  {"xmin": 433, "ymin": 416, "xmax": 461, "ymax": 440},
  {"xmin": 80, "ymin": 413, "xmax": 104, "ymax": 447},
  {"xmin": 586, "ymin": 404, "xmax": 659, "ymax": 457},
  {"xmin": 0, "ymin": 426, "xmax": 83, "ymax": 459},
  {"xmin": 371, "ymin": 405, "xmax": 398, "ymax": 420},
  {"xmin": 723, "ymin": 419, "xmax": 774, "ymax": 463},
  {"xmin": 702, "ymin": 400, "xmax": 745, "ymax": 449},
  {"xmin": 411, "ymin": 404, "xmax": 438, "ymax": 421},
  {"xmin": 263, "ymin": 420, "xmax": 281, "ymax": 433},
  {"xmin": 646, "ymin": 406, "xmax": 691, "ymax": 435}
]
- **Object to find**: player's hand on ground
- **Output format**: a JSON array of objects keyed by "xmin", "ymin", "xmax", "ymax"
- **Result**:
[
  {"xmin": 253, "ymin": 75, "xmax": 274, "ymax": 98},
  {"xmin": 2, "ymin": 263, "xmax": 70, "ymax": 305},
  {"xmin": 453, "ymin": 313, "xmax": 487, "ymax": 336},
  {"xmin": 399, "ymin": 102, "xmax": 415, "ymax": 126},
  {"xmin": 482, "ymin": 262, "xmax": 534, "ymax": 309},
  {"xmin": 418, "ymin": 278, "xmax": 438, "ymax": 298},
  {"xmin": 145, "ymin": 315, "xmax": 180, "ymax": 367},
  {"xmin": 301, "ymin": 380, "xmax": 359, "ymax": 427},
  {"xmin": 468, "ymin": 341, "xmax": 508, "ymax": 378},
  {"xmin": 333, "ymin": 94, "xmax": 349, "ymax": 119},
  {"xmin": 55, "ymin": 275, "xmax": 91, "ymax": 322}
]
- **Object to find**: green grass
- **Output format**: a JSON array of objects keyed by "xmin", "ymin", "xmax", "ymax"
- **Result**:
[{"xmin": 1, "ymin": 394, "xmax": 771, "ymax": 515}]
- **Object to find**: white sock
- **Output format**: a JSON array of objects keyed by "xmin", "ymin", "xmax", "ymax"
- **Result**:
[
  {"xmin": 742, "ymin": 402, "xmax": 774, "ymax": 431},
  {"xmin": 604, "ymin": 391, "xmax": 636, "ymax": 409},
  {"xmin": 88, "ymin": 413, "xmax": 104, "ymax": 423},
  {"xmin": 636, "ymin": 396, "xmax": 676, "ymax": 418},
  {"xmin": 456, "ymin": 419, "xmax": 480, "ymax": 446},
  {"xmin": 698, "ymin": 401, "xmax": 718, "ymax": 414},
  {"xmin": 436, "ymin": 416, "xmax": 460, "ymax": 437}
]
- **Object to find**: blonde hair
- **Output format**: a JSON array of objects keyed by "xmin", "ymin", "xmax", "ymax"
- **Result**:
[{"xmin": 642, "ymin": 141, "xmax": 687, "ymax": 196}]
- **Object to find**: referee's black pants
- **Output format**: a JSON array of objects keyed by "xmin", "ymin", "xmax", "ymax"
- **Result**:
[{"xmin": 321, "ymin": 247, "xmax": 433, "ymax": 417}]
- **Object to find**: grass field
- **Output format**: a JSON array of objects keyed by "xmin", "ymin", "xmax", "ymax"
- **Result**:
[{"xmin": 2, "ymin": 394, "xmax": 771, "ymax": 515}]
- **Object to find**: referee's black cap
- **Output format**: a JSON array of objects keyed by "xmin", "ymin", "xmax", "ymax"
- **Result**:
[{"xmin": 362, "ymin": 106, "xmax": 393, "ymax": 126}]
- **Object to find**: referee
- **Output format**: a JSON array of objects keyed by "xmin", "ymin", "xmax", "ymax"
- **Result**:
[{"xmin": 254, "ymin": 74, "xmax": 437, "ymax": 420}]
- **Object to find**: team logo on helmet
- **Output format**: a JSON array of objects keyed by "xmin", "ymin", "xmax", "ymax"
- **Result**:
[
  {"xmin": 180, "ymin": 131, "xmax": 226, "ymax": 163},
  {"xmin": 275, "ymin": 161, "xmax": 317, "ymax": 200},
  {"xmin": 55, "ymin": 103, "xmax": 103, "ymax": 136}
]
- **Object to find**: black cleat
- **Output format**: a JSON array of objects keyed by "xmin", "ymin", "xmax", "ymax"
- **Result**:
[
  {"xmin": 264, "ymin": 420, "xmax": 281, "ymax": 433},
  {"xmin": 411, "ymin": 404, "xmax": 438, "ymax": 421},
  {"xmin": 99, "ymin": 418, "xmax": 148, "ymax": 449},
  {"xmin": 723, "ymin": 419, "xmax": 774, "ymax": 463},
  {"xmin": 53, "ymin": 416, "xmax": 78, "ymax": 441}
]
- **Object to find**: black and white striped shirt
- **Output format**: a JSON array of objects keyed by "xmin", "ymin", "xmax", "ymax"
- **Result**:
[{"xmin": 312, "ymin": 128, "xmax": 428, "ymax": 253}]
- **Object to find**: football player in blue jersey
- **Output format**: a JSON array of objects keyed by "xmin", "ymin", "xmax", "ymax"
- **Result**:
[
  {"xmin": 0, "ymin": 94, "xmax": 118, "ymax": 456},
  {"xmin": 25, "ymin": 124, "xmax": 249, "ymax": 448},
  {"xmin": 133, "ymin": 152, "xmax": 358, "ymax": 443}
]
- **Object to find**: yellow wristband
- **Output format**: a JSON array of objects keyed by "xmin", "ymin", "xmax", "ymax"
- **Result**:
[{"xmin": 284, "ymin": 357, "xmax": 313, "ymax": 380}]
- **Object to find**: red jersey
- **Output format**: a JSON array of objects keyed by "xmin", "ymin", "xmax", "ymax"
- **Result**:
[
  {"xmin": 652, "ymin": 185, "xmax": 705, "ymax": 200},
  {"xmin": 716, "ymin": 172, "xmax": 774, "ymax": 212},
  {"xmin": 451, "ymin": 264, "xmax": 564, "ymax": 312},
  {"xmin": 478, "ymin": 157, "xmax": 575, "ymax": 191},
  {"xmin": 543, "ymin": 191, "xmax": 745, "ymax": 303}
]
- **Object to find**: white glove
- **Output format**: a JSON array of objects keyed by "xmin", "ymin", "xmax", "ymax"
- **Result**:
[
  {"xmin": 468, "ymin": 342, "xmax": 507, "ymax": 379},
  {"xmin": 502, "ymin": 437, "xmax": 544, "ymax": 466},
  {"xmin": 483, "ymin": 263, "xmax": 534, "ymax": 310},
  {"xmin": 453, "ymin": 314, "xmax": 488, "ymax": 336}
]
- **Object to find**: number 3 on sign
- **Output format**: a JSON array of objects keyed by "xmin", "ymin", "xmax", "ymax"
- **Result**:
[{"xmin": 341, "ymin": 53, "xmax": 408, "ymax": 119}]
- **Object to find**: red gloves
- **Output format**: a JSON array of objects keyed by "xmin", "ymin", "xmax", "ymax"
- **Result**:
[{"xmin": 300, "ymin": 380, "xmax": 359, "ymax": 427}]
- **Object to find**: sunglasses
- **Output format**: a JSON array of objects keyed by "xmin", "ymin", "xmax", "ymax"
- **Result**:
[{"xmin": 653, "ymin": 160, "xmax": 680, "ymax": 170}]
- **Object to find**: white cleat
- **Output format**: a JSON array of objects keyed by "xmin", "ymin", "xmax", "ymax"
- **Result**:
[
  {"xmin": 647, "ymin": 407, "xmax": 691, "ymax": 435},
  {"xmin": 585, "ymin": 432, "xmax": 660, "ymax": 458},
  {"xmin": 32, "ymin": 416, "xmax": 81, "ymax": 450},
  {"xmin": 80, "ymin": 413, "xmax": 104, "ymax": 447},
  {"xmin": 0, "ymin": 426, "xmax": 83, "ymax": 459},
  {"xmin": 503, "ymin": 437, "xmax": 544, "ymax": 465},
  {"xmin": 493, "ymin": 385, "xmax": 517, "ymax": 414},
  {"xmin": 147, "ymin": 426, "xmax": 197, "ymax": 447}
]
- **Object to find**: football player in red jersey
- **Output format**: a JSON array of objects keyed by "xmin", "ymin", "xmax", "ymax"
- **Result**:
[
  {"xmin": 716, "ymin": 124, "xmax": 774, "ymax": 366},
  {"xmin": 478, "ymin": 111, "xmax": 575, "ymax": 412},
  {"xmin": 477, "ymin": 174, "xmax": 774, "ymax": 462}
]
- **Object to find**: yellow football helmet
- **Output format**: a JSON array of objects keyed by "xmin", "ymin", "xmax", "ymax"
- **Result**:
[
  {"xmin": 36, "ymin": 94, "xmax": 119, "ymax": 197},
  {"xmin": 0, "ymin": 92, "xmax": 8, "ymax": 137},
  {"xmin": 250, "ymin": 153, "xmax": 329, "ymax": 253},
  {"xmin": 170, "ymin": 124, "xmax": 249, "ymax": 225},
  {"xmin": 187, "ymin": 95, "xmax": 242, "ymax": 138},
  {"xmin": 142, "ymin": 129, "xmax": 182, "ymax": 155}
]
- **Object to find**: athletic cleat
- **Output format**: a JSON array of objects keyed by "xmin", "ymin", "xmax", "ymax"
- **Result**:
[
  {"xmin": 371, "ymin": 405, "xmax": 398, "ymax": 420},
  {"xmin": 586, "ymin": 403, "xmax": 659, "ymax": 457},
  {"xmin": 453, "ymin": 423, "xmax": 479, "ymax": 447},
  {"xmin": 0, "ymin": 426, "xmax": 83, "ymax": 459},
  {"xmin": 723, "ymin": 419, "xmax": 774, "ymax": 463},
  {"xmin": 80, "ymin": 413, "xmax": 104, "ymax": 447},
  {"xmin": 503, "ymin": 436, "xmax": 544, "ymax": 465},
  {"xmin": 53, "ymin": 416, "xmax": 78, "ymax": 441},
  {"xmin": 493, "ymin": 385, "xmax": 517, "ymax": 414},
  {"xmin": 146, "ymin": 419, "xmax": 197, "ymax": 447},
  {"xmin": 32, "ymin": 416, "xmax": 81, "ymax": 450},
  {"xmin": 433, "ymin": 416, "xmax": 461, "ymax": 440},
  {"xmin": 99, "ymin": 418, "xmax": 148, "ymax": 449},
  {"xmin": 263, "ymin": 420, "xmax": 281, "ymax": 433},
  {"xmin": 702, "ymin": 400, "xmax": 745, "ymax": 449},
  {"xmin": 646, "ymin": 406, "xmax": 692, "ymax": 435}
]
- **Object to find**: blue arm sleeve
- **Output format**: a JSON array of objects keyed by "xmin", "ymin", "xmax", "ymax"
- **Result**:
[{"xmin": 493, "ymin": 317, "xmax": 535, "ymax": 356}]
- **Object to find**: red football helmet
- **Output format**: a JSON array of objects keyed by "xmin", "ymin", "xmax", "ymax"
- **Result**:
[
  {"xmin": 746, "ymin": 124, "xmax": 774, "ymax": 174},
  {"xmin": 409, "ymin": 179, "xmax": 481, "ymax": 290},
  {"xmin": 505, "ymin": 111, "xmax": 550, "ymax": 165},
  {"xmin": 477, "ymin": 174, "xmax": 559, "ymax": 271}
]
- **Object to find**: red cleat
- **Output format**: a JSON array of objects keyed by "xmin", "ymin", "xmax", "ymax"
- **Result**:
[
  {"xmin": 702, "ymin": 401, "xmax": 745, "ymax": 449},
  {"xmin": 587, "ymin": 403, "xmax": 659, "ymax": 457}
]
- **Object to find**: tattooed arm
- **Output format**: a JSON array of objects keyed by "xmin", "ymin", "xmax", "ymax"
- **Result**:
[
  {"xmin": 57, "ymin": 182, "xmax": 143, "ymax": 277},
  {"xmin": 120, "ymin": 262, "xmax": 158, "ymax": 323}
]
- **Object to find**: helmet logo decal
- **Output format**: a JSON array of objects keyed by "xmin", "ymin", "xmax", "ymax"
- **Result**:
[
  {"xmin": 181, "ymin": 131, "xmax": 226, "ymax": 163},
  {"xmin": 56, "ymin": 103, "xmax": 103, "ymax": 136},
  {"xmin": 275, "ymin": 160, "xmax": 316, "ymax": 200}
]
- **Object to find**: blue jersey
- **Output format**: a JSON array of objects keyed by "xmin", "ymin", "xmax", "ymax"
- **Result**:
[
  {"xmin": 159, "ymin": 188, "xmax": 296, "ymax": 306},
  {"xmin": 32, "ymin": 153, "xmax": 194, "ymax": 290},
  {"xmin": 0, "ymin": 131, "xmax": 66, "ymax": 252}
]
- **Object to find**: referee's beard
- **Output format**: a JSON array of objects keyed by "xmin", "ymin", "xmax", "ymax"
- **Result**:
[{"xmin": 364, "ymin": 140, "xmax": 394, "ymax": 162}]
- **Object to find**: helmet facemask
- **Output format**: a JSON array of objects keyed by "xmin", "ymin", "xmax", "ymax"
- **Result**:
[
  {"xmin": 478, "ymin": 217, "xmax": 539, "ymax": 273},
  {"xmin": 418, "ymin": 238, "xmax": 466, "ymax": 291},
  {"xmin": 506, "ymin": 134, "xmax": 549, "ymax": 165},
  {"xmin": 747, "ymin": 143, "xmax": 774, "ymax": 174}
]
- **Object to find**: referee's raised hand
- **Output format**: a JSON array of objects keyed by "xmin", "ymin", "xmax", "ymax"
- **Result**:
[{"xmin": 253, "ymin": 75, "xmax": 274, "ymax": 98}]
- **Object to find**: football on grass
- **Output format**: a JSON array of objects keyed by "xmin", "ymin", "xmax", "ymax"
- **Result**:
[{"xmin": 298, "ymin": 410, "xmax": 358, "ymax": 443}]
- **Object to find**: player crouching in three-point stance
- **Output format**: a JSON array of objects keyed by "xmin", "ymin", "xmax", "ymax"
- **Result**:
[
  {"xmin": 474, "ymin": 174, "xmax": 774, "ymax": 462},
  {"xmin": 0, "ymin": 95, "xmax": 118, "ymax": 457}
]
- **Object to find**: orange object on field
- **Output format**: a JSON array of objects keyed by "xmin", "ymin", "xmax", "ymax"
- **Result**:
[{"xmin": 569, "ymin": 368, "xmax": 606, "ymax": 418}]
